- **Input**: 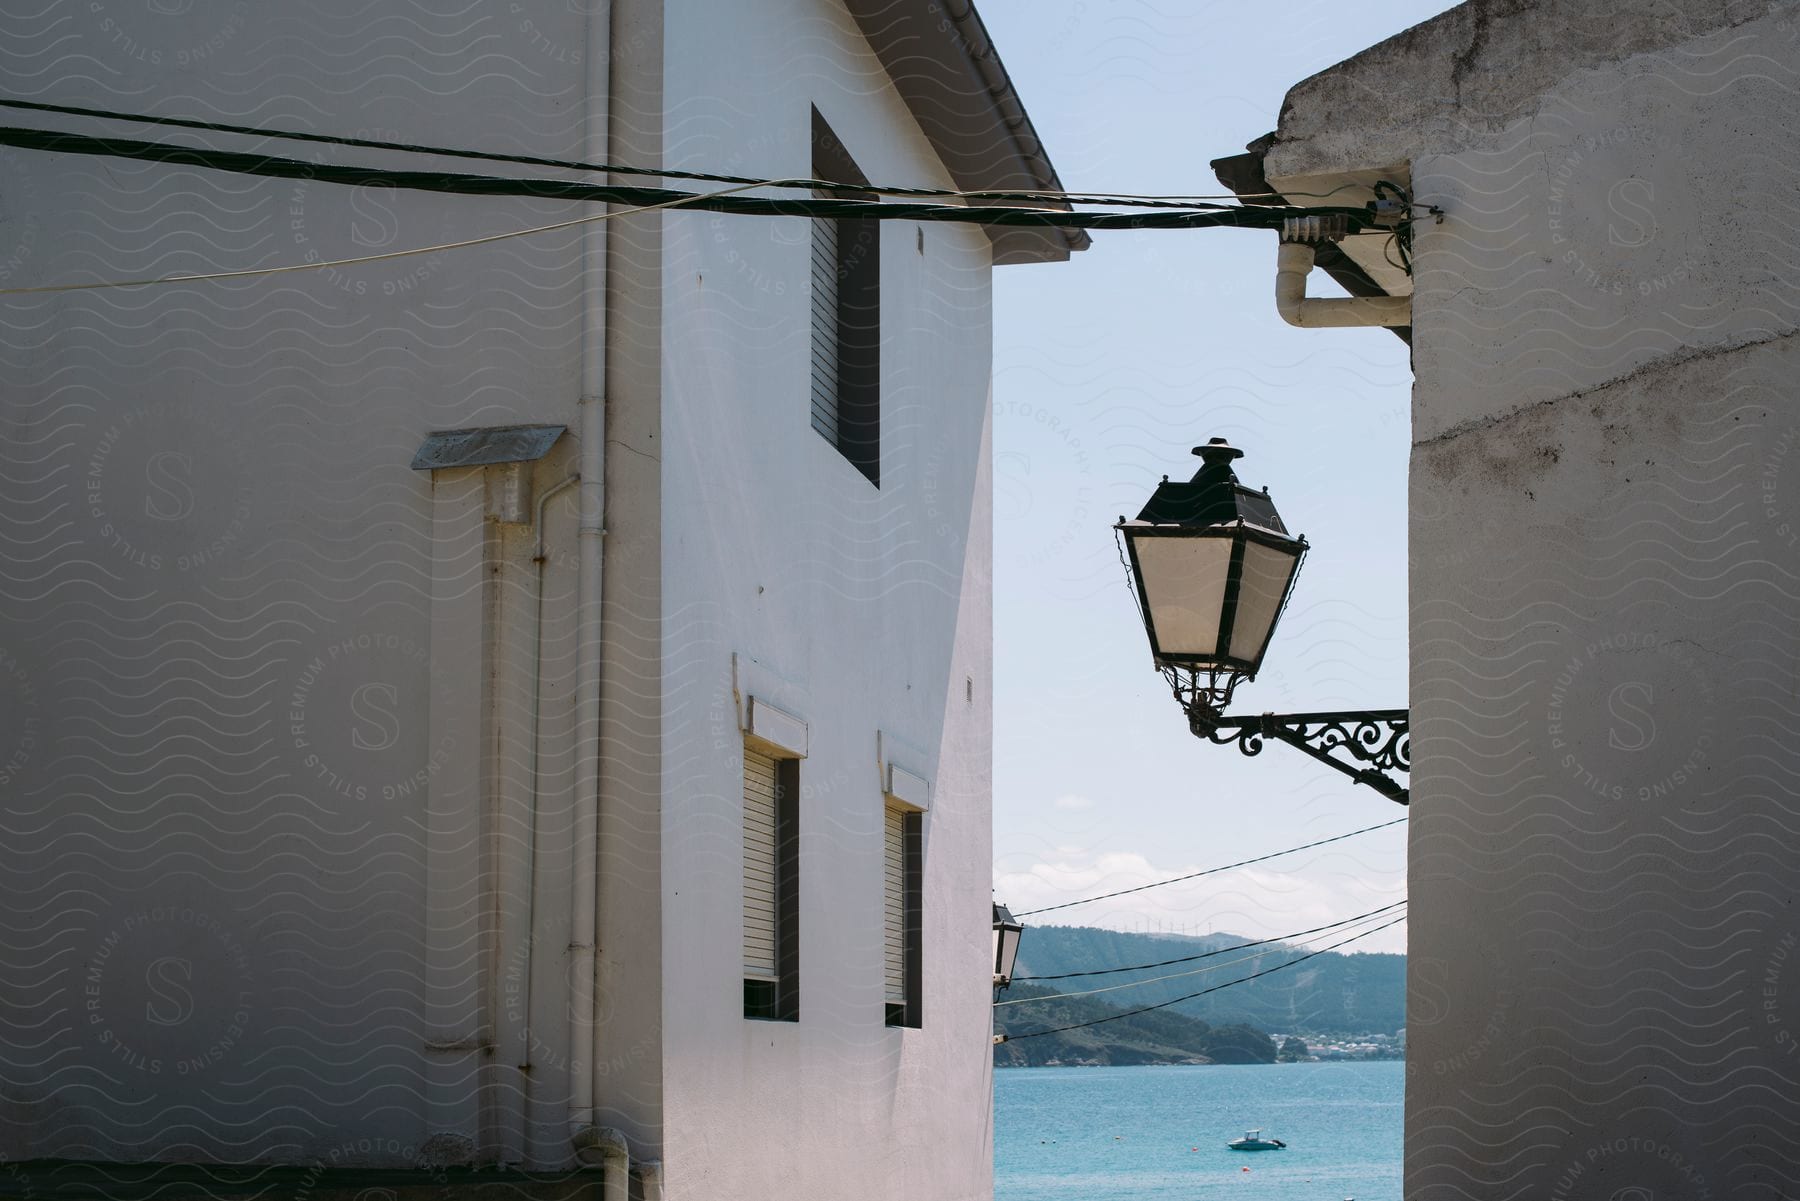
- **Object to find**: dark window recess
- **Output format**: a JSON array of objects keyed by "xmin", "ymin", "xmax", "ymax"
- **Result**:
[
  {"xmin": 745, "ymin": 755, "xmax": 801, "ymax": 1022},
  {"xmin": 809, "ymin": 107, "xmax": 880, "ymax": 487},
  {"xmin": 885, "ymin": 808, "xmax": 923, "ymax": 1029}
]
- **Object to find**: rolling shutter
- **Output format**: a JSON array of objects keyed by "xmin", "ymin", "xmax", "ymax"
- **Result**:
[
  {"xmin": 809, "ymin": 211, "xmax": 840, "ymax": 445},
  {"xmin": 884, "ymin": 804, "xmax": 905, "ymax": 1002},
  {"xmin": 744, "ymin": 748, "xmax": 779, "ymax": 980}
]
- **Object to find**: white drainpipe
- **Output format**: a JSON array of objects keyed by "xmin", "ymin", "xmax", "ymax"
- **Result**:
[
  {"xmin": 569, "ymin": 0, "xmax": 614, "ymax": 1184},
  {"xmin": 519, "ymin": 472, "xmax": 577, "ymax": 1070},
  {"xmin": 573, "ymin": 1126, "xmax": 630, "ymax": 1201},
  {"xmin": 1274, "ymin": 240, "xmax": 1410, "ymax": 328}
]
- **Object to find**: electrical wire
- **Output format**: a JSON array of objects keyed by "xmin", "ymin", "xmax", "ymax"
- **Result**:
[
  {"xmin": 995, "ymin": 903, "xmax": 1405, "ymax": 1006},
  {"xmin": 1373, "ymin": 179, "xmax": 1415, "ymax": 275},
  {"xmin": 1011, "ymin": 899, "xmax": 1408, "ymax": 982},
  {"xmin": 0, "ymin": 96, "xmax": 1270, "ymax": 209},
  {"xmin": 1382, "ymin": 233, "xmax": 1407, "ymax": 274},
  {"xmin": 0, "ymin": 114, "xmax": 1435, "ymax": 298},
  {"xmin": 0, "ymin": 123, "xmax": 1377, "ymax": 296},
  {"xmin": 0, "ymin": 179, "xmax": 770, "ymax": 296},
  {"xmin": 0, "ymin": 101, "xmax": 1445, "ymax": 247},
  {"xmin": 994, "ymin": 915, "xmax": 1406, "ymax": 1042},
  {"xmin": 1003, "ymin": 945, "xmax": 1286, "ymax": 1008},
  {"xmin": 0, "ymin": 125, "xmax": 1377, "ymax": 234},
  {"xmin": 1011, "ymin": 816, "xmax": 1406, "ymax": 917}
]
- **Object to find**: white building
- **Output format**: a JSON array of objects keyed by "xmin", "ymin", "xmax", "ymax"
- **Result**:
[
  {"xmin": 1218, "ymin": 1, "xmax": 1800, "ymax": 1195},
  {"xmin": 0, "ymin": 3, "xmax": 1080, "ymax": 1197}
]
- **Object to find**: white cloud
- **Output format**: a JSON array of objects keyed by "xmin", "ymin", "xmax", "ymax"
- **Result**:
[{"xmin": 1051, "ymin": 793, "xmax": 1095, "ymax": 811}]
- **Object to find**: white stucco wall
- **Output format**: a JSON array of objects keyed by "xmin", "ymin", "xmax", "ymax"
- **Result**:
[
  {"xmin": 1265, "ymin": 2, "xmax": 1800, "ymax": 1197},
  {"xmin": 655, "ymin": 2, "xmax": 998, "ymax": 1198},
  {"xmin": 0, "ymin": 0, "xmax": 597, "ymax": 1166},
  {"xmin": 2, "ymin": 0, "xmax": 1008, "ymax": 1190}
]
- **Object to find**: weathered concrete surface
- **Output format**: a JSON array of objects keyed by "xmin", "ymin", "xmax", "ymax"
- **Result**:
[
  {"xmin": 1265, "ymin": 0, "xmax": 1778, "ymax": 184},
  {"xmin": 1265, "ymin": 2, "xmax": 1800, "ymax": 1198}
]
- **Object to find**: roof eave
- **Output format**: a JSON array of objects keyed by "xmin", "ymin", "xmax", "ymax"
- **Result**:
[{"xmin": 845, "ymin": 0, "xmax": 1088, "ymax": 265}]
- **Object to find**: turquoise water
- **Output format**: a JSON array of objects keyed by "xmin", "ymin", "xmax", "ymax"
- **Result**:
[{"xmin": 995, "ymin": 1061, "xmax": 1403, "ymax": 1201}]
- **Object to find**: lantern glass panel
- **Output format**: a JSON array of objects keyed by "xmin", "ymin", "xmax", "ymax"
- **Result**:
[
  {"xmin": 1133, "ymin": 533, "xmax": 1231, "ymax": 659},
  {"xmin": 1228, "ymin": 538, "xmax": 1302, "ymax": 664},
  {"xmin": 995, "ymin": 925, "xmax": 1022, "ymax": 984}
]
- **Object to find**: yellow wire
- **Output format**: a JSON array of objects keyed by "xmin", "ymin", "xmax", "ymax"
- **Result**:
[{"xmin": 0, "ymin": 180, "xmax": 769, "ymax": 296}]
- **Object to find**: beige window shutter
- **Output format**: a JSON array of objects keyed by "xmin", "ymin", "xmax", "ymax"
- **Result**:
[
  {"xmin": 883, "ymin": 804, "xmax": 906, "ymax": 1002},
  {"xmin": 744, "ymin": 748, "xmax": 779, "ymax": 980}
]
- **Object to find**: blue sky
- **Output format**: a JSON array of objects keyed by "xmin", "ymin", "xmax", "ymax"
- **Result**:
[{"xmin": 982, "ymin": 1, "xmax": 1462, "ymax": 952}]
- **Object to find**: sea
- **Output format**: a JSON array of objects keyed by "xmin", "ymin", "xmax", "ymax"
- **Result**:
[{"xmin": 994, "ymin": 1061, "xmax": 1404, "ymax": 1201}]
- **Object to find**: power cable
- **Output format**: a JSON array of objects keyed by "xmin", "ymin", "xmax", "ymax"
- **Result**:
[
  {"xmin": 996, "ymin": 903, "xmax": 1405, "ymax": 1006},
  {"xmin": 1011, "ymin": 899, "xmax": 1407, "ymax": 982},
  {"xmin": 1003, "ymin": 946, "xmax": 1283, "ymax": 1008},
  {"xmin": 1012, "ymin": 816, "xmax": 1406, "ymax": 917},
  {"xmin": 0, "ymin": 125, "xmax": 1377, "ymax": 234},
  {"xmin": 0, "ymin": 123, "xmax": 1378, "ymax": 296},
  {"xmin": 0, "ymin": 96, "xmax": 1246, "ymax": 209},
  {"xmin": 994, "ymin": 915, "xmax": 1406, "ymax": 1042},
  {"xmin": 0, "ymin": 98, "xmax": 1412, "ymax": 208}
]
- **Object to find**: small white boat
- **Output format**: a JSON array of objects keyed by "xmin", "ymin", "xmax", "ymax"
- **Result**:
[{"xmin": 1226, "ymin": 1129, "xmax": 1286, "ymax": 1151}]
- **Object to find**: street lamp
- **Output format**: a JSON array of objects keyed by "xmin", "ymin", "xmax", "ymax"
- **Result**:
[
  {"xmin": 1118, "ymin": 437, "xmax": 1307, "ymax": 722},
  {"xmin": 992, "ymin": 903, "xmax": 1023, "ymax": 989},
  {"xmin": 1117, "ymin": 438, "xmax": 1410, "ymax": 805}
]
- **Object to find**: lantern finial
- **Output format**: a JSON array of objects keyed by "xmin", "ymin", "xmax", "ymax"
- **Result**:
[{"xmin": 1192, "ymin": 437, "xmax": 1244, "ymax": 468}]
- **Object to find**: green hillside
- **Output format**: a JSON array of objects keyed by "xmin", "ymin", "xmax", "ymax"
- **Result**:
[
  {"xmin": 993, "ymin": 983, "xmax": 1277, "ymax": 1067},
  {"xmin": 1011, "ymin": 925, "xmax": 1405, "ymax": 1036}
]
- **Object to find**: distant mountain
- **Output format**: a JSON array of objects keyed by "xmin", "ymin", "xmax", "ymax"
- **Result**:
[
  {"xmin": 1011, "ymin": 925, "xmax": 1404, "ymax": 1036},
  {"xmin": 993, "ymin": 983, "xmax": 1276, "ymax": 1068}
]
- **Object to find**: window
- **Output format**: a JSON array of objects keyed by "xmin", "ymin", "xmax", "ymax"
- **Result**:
[
  {"xmin": 744, "ymin": 747, "xmax": 800, "ymax": 1020},
  {"xmin": 810, "ymin": 107, "xmax": 880, "ymax": 486},
  {"xmin": 883, "ymin": 803, "xmax": 922, "ymax": 1028}
]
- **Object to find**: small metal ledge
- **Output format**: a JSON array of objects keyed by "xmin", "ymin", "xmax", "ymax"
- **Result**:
[{"xmin": 409, "ymin": 424, "xmax": 567, "ymax": 472}]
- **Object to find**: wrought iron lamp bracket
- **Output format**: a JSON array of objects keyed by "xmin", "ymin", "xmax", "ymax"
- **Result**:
[{"xmin": 1192, "ymin": 708, "xmax": 1411, "ymax": 806}]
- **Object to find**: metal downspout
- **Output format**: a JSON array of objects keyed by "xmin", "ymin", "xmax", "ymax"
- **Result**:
[{"xmin": 569, "ymin": 3, "xmax": 618, "ymax": 1195}]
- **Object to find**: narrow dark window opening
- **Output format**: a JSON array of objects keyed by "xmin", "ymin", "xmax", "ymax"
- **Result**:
[
  {"xmin": 745, "ymin": 753, "xmax": 800, "ymax": 1021},
  {"xmin": 810, "ymin": 107, "xmax": 880, "ymax": 486},
  {"xmin": 884, "ymin": 806, "xmax": 923, "ymax": 1028}
]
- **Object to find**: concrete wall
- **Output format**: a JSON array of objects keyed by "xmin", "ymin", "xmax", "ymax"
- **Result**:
[
  {"xmin": 655, "ymin": 2, "xmax": 998, "ymax": 1198},
  {"xmin": 1266, "ymin": 2, "xmax": 1800, "ymax": 1197}
]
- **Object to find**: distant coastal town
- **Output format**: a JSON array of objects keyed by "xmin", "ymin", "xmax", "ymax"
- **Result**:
[{"xmin": 1275, "ymin": 1030, "xmax": 1406, "ymax": 1063}]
